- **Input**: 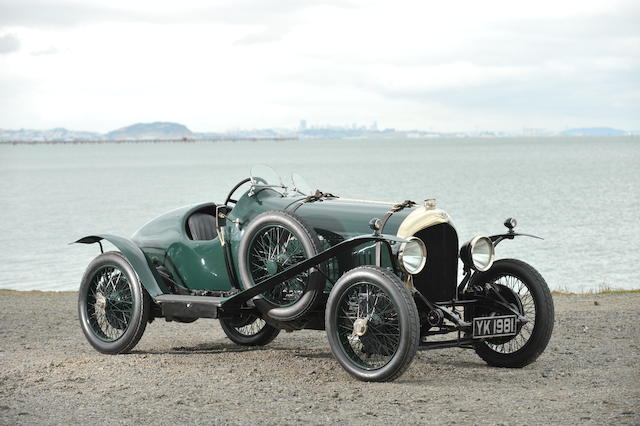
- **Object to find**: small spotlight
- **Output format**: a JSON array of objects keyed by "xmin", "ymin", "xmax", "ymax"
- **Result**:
[{"xmin": 504, "ymin": 217, "xmax": 517, "ymax": 230}]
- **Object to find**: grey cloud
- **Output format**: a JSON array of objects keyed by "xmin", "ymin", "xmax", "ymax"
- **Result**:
[
  {"xmin": 235, "ymin": 27, "xmax": 289, "ymax": 45},
  {"xmin": 0, "ymin": 0, "xmax": 353, "ymax": 49},
  {"xmin": 30, "ymin": 46, "xmax": 59, "ymax": 56},
  {"xmin": 0, "ymin": 0, "xmax": 356, "ymax": 28},
  {"xmin": 0, "ymin": 33, "xmax": 20, "ymax": 53},
  {"xmin": 297, "ymin": 10, "xmax": 640, "ymax": 69},
  {"xmin": 0, "ymin": 0, "xmax": 130, "ymax": 27},
  {"xmin": 371, "ymin": 67, "xmax": 640, "ymax": 125},
  {"xmin": 464, "ymin": 12, "xmax": 640, "ymax": 67}
]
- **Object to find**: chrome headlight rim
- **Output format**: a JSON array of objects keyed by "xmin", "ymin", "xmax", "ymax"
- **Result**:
[
  {"xmin": 461, "ymin": 235, "xmax": 495, "ymax": 272},
  {"xmin": 398, "ymin": 237, "xmax": 427, "ymax": 275}
]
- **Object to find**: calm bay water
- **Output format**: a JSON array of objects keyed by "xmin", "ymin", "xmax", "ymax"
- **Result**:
[{"xmin": 0, "ymin": 137, "xmax": 638, "ymax": 292}]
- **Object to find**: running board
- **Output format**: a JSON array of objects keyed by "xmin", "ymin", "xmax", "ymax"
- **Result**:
[{"xmin": 154, "ymin": 295, "xmax": 226, "ymax": 320}]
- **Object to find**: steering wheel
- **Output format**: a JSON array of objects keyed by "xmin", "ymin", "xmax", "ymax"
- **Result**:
[{"xmin": 224, "ymin": 177, "xmax": 252, "ymax": 206}]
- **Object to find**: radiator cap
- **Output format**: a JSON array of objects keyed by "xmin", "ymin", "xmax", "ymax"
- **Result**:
[{"xmin": 424, "ymin": 199, "xmax": 437, "ymax": 210}]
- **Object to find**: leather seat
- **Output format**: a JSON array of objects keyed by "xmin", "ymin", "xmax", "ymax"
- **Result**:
[{"xmin": 187, "ymin": 213, "xmax": 217, "ymax": 241}]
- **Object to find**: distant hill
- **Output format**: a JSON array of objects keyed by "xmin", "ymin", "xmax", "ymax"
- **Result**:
[
  {"xmin": 106, "ymin": 122, "xmax": 194, "ymax": 140},
  {"xmin": 0, "ymin": 122, "xmax": 633, "ymax": 142},
  {"xmin": 0, "ymin": 127, "xmax": 101, "ymax": 142},
  {"xmin": 559, "ymin": 127, "xmax": 627, "ymax": 136},
  {"xmin": 0, "ymin": 122, "xmax": 195, "ymax": 142}
]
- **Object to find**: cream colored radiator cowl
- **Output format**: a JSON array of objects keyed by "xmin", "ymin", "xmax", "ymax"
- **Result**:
[{"xmin": 396, "ymin": 206, "xmax": 451, "ymax": 238}]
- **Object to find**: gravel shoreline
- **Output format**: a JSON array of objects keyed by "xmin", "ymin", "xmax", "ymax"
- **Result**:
[{"xmin": 0, "ymin": 290, "xmax": 638, "ymax": 424}]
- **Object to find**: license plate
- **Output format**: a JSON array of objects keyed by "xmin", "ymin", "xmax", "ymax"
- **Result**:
[{"xmin": 472, "ymin": 315, "xmax": 517, "ymax": 339}]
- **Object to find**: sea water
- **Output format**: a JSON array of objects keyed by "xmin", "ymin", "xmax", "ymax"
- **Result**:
[{"xmin": 0, "ymin": 137, "xmax": 638, "ymax": 292}]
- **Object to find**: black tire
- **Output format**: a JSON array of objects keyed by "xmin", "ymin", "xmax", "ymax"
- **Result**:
[
  {"xmin": 469, "ymin": 259, "xmax": 554, "ymax": 368},
  {"xmin": 237, "ymin": 210, "xmax": 325, "ymax": 322},
  {"xmin": 325, "ymin": 266, "xmax": 419, "ymax": 382},
  {"xmin": 78, "ymin": 252, "xmax": 150, "ymax": 354},
  {"xmin": 219, "ymin": 314, "xmax": 280, "ymax": 346}
]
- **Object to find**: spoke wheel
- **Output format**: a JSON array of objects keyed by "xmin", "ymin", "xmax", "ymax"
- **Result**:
[
  {"xmin": 219, "ymin": 313, "xmax": 280, "ymax": 346},
  {"xmin": 87, "ymin": 266, "xmax": 134, "ymax": 341},
  {"xmin": 238, "ymin": 210, "xmax": 325, "ymax": 322},
  {"xmin": 469, "ymin": 259, "xmax": 554, "ymax": 368},
  {"xmin": 336, "ymin": 281, "xmax": 401, "ymax": 369},
  {"xmin": 78, "ymin": 252, "xmax": 150, "ymax": 354},
  {"xmin": 326, "ymin": 266, "xmax": 419, "ymax": 382},
  {"xmin": 484, "ymin": 278, "xmax": 534, "ymax": 353},
  {"xmin": 248, "ymin": 225, "xmax": 309, "ymax": 307}
]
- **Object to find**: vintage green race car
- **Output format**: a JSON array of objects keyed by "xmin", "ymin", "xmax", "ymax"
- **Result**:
[{"xmin": 76, "ymin": 165, "xmax": 554, "ymax": 382}]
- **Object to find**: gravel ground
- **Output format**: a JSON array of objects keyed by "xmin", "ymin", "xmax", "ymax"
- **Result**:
[{"xmin": 0, "ymin": 290, "xmax": 638, "ymax": 425}]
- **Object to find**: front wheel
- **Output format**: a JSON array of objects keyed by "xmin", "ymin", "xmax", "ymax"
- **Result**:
[
  {"xmin": 468, "ymin": 259, "xmax": 554, "ymax": 368},
  {"xmin": 78, "ymin": 252, "xmax": 150, "ymax": 354},
  {"xmin": 325, "ymin": 266, "xmax": 419, "ymax": 382},
  {"xmin": 219, "ymin": 313, "xmax": 280, "ymax": 346}
]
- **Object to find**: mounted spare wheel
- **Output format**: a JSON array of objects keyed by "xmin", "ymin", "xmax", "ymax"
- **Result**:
[{"xmin": 237, "ymin": 210, "xmax": 325, "ymax": 322}]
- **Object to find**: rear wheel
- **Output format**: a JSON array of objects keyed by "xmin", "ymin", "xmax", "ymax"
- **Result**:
[
  {"xmin": 219, "ymin": 313, "xmax": 280, "ymax": 346},
  {"xmin": 469, "ymin": 259, "xmax": 554, "ymax": 368},
  {"xmin": 237, "ymin": 210, "xmax": 325, "ymax": 322},
  {"xmin": 325, "ymin": 266, "xmax": 419, "ymax": 382},
  {"xmin": 78, "ymin": 252, "xmax": 150, "ymax": 354}
]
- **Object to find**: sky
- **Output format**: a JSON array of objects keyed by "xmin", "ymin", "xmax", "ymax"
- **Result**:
[{"xmin": 0, "ymin": 0, "xmax": 638, "ymax": 133}]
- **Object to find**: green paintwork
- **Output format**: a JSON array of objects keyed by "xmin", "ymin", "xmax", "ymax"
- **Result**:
[
  {"xmin": 108, "ymin": 186, "xmax": 419, "ymax": 295},
  {"xmin": 228, "ymin": 190, "xmax": 415, "ymax": 238},
  {"xmin": 78, "ymin": 234, "xmax": 169, "ymax": 297},
  {"xmin": 132, "ymin": 203, "xmax": 232, "ymax": 292},
  {"xmin": 225, "ymin": 189, "xmax": 415, "ymax": 285}
]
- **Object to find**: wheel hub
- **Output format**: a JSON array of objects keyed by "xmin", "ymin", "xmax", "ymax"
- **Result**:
[
  {"xmin": 265, "ymin": 260, "xmax": 279, "ymax": 275},
  {"xmin": 352, "ymin": 318, "xmax": 369, "ymax": 337}
]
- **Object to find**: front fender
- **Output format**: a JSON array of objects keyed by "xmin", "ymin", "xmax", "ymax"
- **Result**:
[
  {"xmin": 489, "ymin": 232, "xmax": 543, "ymax": 247},
  {"xmin": 74, "ymin": 234, "xmax": 168, "ymax": 297}
]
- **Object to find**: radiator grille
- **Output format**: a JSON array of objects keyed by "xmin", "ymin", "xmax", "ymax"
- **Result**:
[{"xmin": 412, "ymin": 223, "xmax": 459, "ymax": 302}]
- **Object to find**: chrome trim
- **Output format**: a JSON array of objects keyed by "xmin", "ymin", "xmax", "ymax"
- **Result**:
[
  {"xmin": 398, "ymin": 237, "xmax": 427, "ymax": 275},
  {"xmin": 215, "ymin": 205, "xmax": 226, "ymax": 246},
  {"xmin": 469, "ymin": 235, "xmax": 495, "ymax": 272},
  {"xmin": 424, "ymin": 198, "xmax": 437, "ymax": 210}
]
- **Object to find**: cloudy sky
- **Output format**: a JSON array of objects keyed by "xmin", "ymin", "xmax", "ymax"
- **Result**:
[{"xmin": 0, "ymin": 0, "xmax": 638, "ymax": 132}]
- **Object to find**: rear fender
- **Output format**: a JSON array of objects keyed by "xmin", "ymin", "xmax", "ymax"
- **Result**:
[{"xmin": 74, "ymin": 234, "xmax": 168, "ymax": 297}]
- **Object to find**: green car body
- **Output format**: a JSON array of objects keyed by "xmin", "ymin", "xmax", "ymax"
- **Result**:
[
  {"xmin": 128, "ymin": 188, "xmax": 425, "ymax": 297},
  {"xmin": 76, "ymin": 166, "xmax": 554, "ymax": 382}
]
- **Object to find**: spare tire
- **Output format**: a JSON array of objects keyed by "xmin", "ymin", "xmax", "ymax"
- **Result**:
[{"xmin": 237, "ymin": 210, "xmax": 325, "ymax": 322}]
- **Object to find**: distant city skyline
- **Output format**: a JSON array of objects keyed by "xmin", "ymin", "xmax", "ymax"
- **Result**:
[
  {"xmin": 0, "ymin": 0, "xmax": 638, "ymax": 132},
  {"xmin": 0, "ymin": 120, "xmax": 632, "ymax": 143}
]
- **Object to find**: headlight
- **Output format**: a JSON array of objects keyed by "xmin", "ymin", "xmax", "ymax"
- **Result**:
[
  {"xmin": 460, "ymin": 236, "xmax": 495, "ymax": 272},
  {"xmin": 398, "ymin": 237, "xmax": 427, "ymax": 275}
]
